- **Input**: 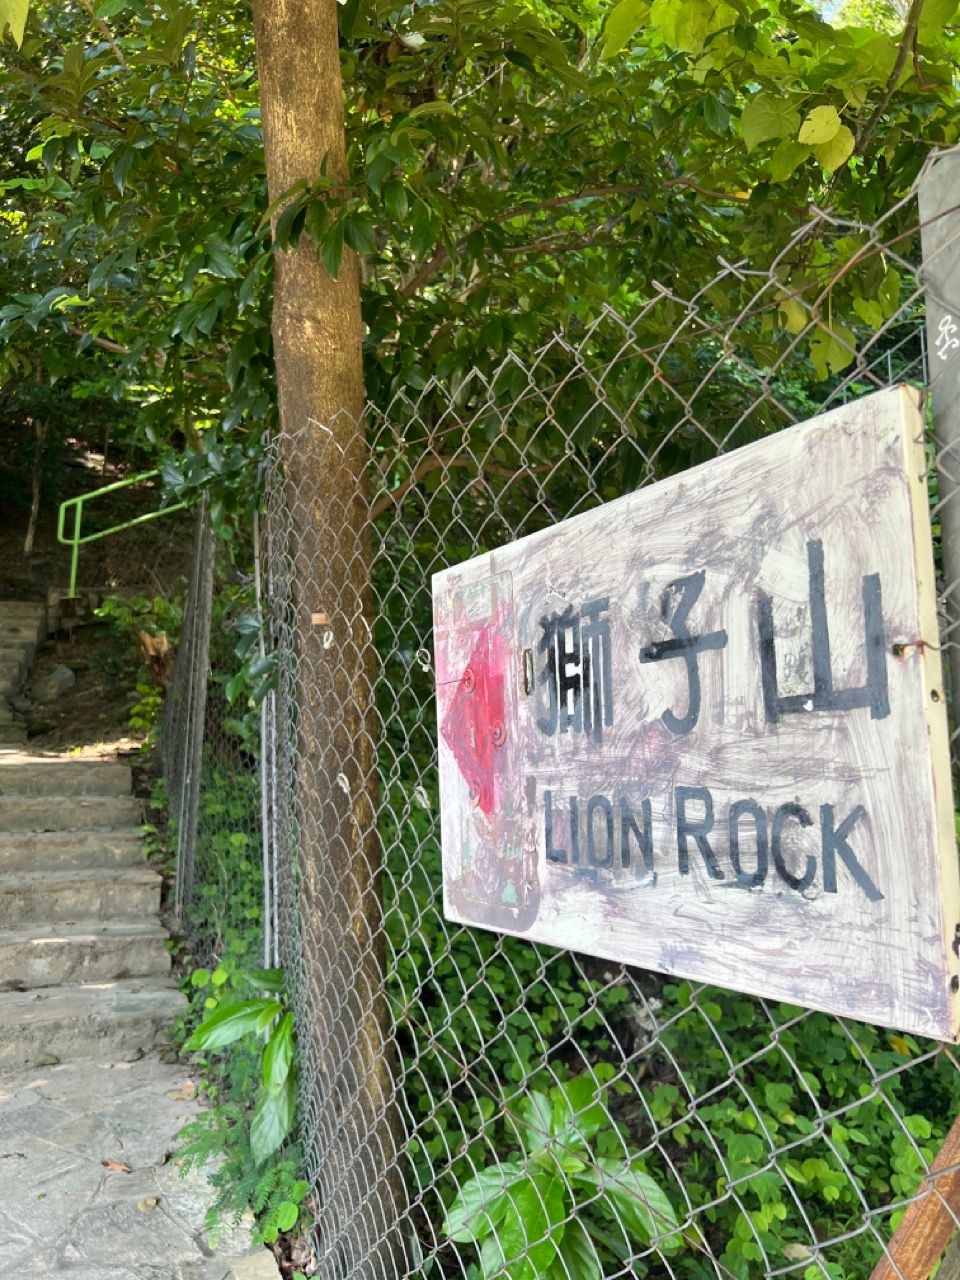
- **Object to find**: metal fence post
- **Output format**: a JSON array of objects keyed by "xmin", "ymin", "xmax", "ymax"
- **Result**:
[
  {"xmin": 920, "ymin": 151, "xmax": 960, "ymax": 717},
  {"xmin": 172, "ymin": 499, "xmax": 215, "ymax": 918}
]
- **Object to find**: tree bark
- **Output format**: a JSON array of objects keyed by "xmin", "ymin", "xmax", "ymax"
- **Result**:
[
  {"xmin": 250, "ymin": 4, "xmax": 404, "ymax": 1276},
  {"xmin": 23, "ymin": 418, "xmax": 48, "ymax": 557}
]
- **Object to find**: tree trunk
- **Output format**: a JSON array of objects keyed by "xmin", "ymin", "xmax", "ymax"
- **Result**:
[
  {"xmin": 250, "ymin": 4, "xmax": 404, "ymax": 1276},
  {"xmin": 23, "ymin": 418, "xmax": 48, "ymax": 557}
]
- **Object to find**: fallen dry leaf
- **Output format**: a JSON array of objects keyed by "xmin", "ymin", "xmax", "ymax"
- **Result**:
[
  {"xmin": 165, "ymin": 1081, "xmax": 198, "ymax": 1102},
  {"xmin": 136, "ymin": 1195, "xmax": 159, "ymax": 1212},
  {"xmin": 100, "ymin": 1159, "xmax": 133, "ymax": 1174}
]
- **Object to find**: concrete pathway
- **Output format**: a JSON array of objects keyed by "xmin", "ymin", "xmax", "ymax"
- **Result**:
[
  {"xmin": 0, "ymin": 1055, "xmax": 276, "ymax": 1279},
  {"xmin": 0, "ymin": 600, "xmax": 276, "ymax": 1279}
]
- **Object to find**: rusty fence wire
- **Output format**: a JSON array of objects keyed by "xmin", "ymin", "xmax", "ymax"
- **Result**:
[{"xmin": 247, "ymin": 147, "xmax": 960, "ymax": 1280}]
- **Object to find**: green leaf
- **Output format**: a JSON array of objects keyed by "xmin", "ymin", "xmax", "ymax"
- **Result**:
[
  {"xmin": 812, "ymin": 124, "xmax": 854, "ymax": 173},
  {"xmin": 262, "ymin": 1013, "xmax": 295, "ymax": 1092},
  {"xmin": 778, "ymin": 296, "xmax": 808, "ymax": 334},
  {"xmin": 250, "ymin": 1073, "xmax": 295, "ymax": 1163},
  {"xmin": 577, "ymin": 1159, "xmax": 682, "ymax": 1251},
  {"xmin": 918, "ymin": 0, "xmax": 959, "ymax": 41},
  {"xmin": 798, "ymin": 105, "xmax": 841, "ymax": 145},
  {"xmin": 497, "ymin": 1176, "xmax": 566, "ymax": 1280},
  {"xmin": 877, "ymin": 266, "xmax": 901, "ymax": 318},
  {"xmin": 443, "ymin": 1163, "xmax": 524, "ymax": 1243},
  {"xmin": 241, "ymin": 967, "xmax": 286, "ymax": 993},
  {"xmin": 275, "ymin": 1201, "xmax": 299, "ymax": 1232},
  {"xmin": 0, "ymin": 0, "xmax": 27, "ymax": 45},
  {"xmin": 383, "ymin": 182, "xmax": 408, "ymax": 222},
  {"xmin": 550, "ymin": 1076, "xmax": 607, "ymax": 1146},
  {"xmin": 651, "ymin": 0, "xmax": 716, "ymax": 53},
  {"xmin": 768, "ymin": 140, "xmax": 809, "ymax": 183},
  {"xmin": 550, "ymin": 1218, "xmax": 601, "ymax": 1280},
  {"xmin": 602, "ymin": 0, "xmax": 648, "ymax": 59},
  {"xmin": 321, "ymin": 220, "xmax": 345, "ymax": 279},
  {"xmin": 95, "ymin": 0, "xmax": 127, "ymax": 16},
  {"xmin": 809, "ymin": 322, "xmax": 856, "ymax": 380},
  {"xmin": 853, "ymin": 296, "xmax": 884, "ymax": 328},
  {"xmin": 183, "ymin": 998, "xmax": 282, "ymax": 1052},
  {"xmin": 518, "ymin": 1091, "xmax": 554, "ymax": 1153},
  {"xmin": 740, "ymin": 95, "xmax": 800, "ymax": 152}
]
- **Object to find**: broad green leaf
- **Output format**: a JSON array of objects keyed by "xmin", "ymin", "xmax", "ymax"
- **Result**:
[
  {"xmin": 877, "ymin": 266, "xmax": 901, "ymax": 318},
  {"xmin": 740, "ymin": 95, "xmax": 800, "ymax": 152},
  {"xmin": 321, "ymin": 219, "xmax": 345, "ymax": 279},
  {"xmin": 778, "ymin": 296, "xmax": 808, "ymax": 334},
  {"xmin": 443, "ymin": 1163, "xmax": 524, "ymax": 1242},
  {"xmin": 517, "ymin": 1090, "xmax": 554, "ymax": 1153},
  {"xmin": 651, "ymin": 0, "xmax": 717, "ymax": 54},
  {"xmin": 0, "ymin": 0, "xmax": 27, "ymax": 45},
  {"xmin": 262, "ymin": 1013, "xmax": 295, "ymax": 1092},
  {"xmin": 853, "ymin": 296, "xmax": 884, "ymax": 329},
  {"xmin": 250, "ymin": 1073, "xmax": 295, "ymax": 1163},
  {"xmin": 918, "ymin": 0, "xmax": 959, "ymax": 41},
  {"xmin": 497, "ymin": 1176, "xmax": 566, "ymax": 1280},
  {"xmin": 601, "ymin": 0, "xmax": 648, "ymax": 59},
  {"xmin": 95, "ymin": 0, "xmax": 128, "ymax": 16},
  {"xmin": 812, "ymin": 124, "xmax": 854, "ymax": 173},
  {"xmin": 577, "ymin": 1159, "xmax": 682, "ymax": 1251},
  {"xmin": 550, "ymin": 1075, "xmax": 606, "ymax": 1146},
  {"xmin": 183, "ymin": 998, "xmax": 282, "ymax": 1052},
  {"xmin": 242, "ymin": 968, "xmax": 286, "ymax": 994},
  {"xmin": 809, "ymin": 322, "xmax": 856, "ymax": 380},
  {"xmin": 549, "ymin": 1219, "xmax": 601, "ymax": 1280},
  {"xmin": 275, "ymin": 1201, "xmax": 299, "ymax": 1232},
  {"xmin": 767, "ymin": 140, "xmax": 809, "ymax": 183},
  {"xmin": 798, "ymin": 105, "xmax": 841, "ymax": 145}
]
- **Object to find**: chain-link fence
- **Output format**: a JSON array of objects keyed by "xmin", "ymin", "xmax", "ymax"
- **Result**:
[
  {"xmin": 163, "ymin": 500, "xmax": 266, "ymax": 970},
  {"xmin": 250, "ymin": 146, "xmax": 960, "ymax": 1280}
]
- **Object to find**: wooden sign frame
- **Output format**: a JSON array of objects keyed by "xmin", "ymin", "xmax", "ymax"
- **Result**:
[{"xmin": 433, "ymin": 387, "xmax": 960, "ymax": 1040}]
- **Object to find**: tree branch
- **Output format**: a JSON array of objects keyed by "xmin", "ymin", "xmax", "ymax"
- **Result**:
[
  {"xmin": 68, "ymin": 325, "xmax": 131, "ymax": 356},
  {"xmin": 79, "ymin": 0, "xmax": 126, "ymax": 67},
  {"xmin": 855, "ymin": 0, "xmax": 924, "ymax": 156},
  {"xmin": 398, "ymin": 179, "xmax": 748, "ymax": 298},
  {"xmin": 370, "ymin": 454, "xmax": 538, "ymax": 520}
]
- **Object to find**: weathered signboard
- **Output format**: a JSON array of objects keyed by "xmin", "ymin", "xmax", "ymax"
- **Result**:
[{"xmin": 433, "ymin": 386, "xmax": 960, "ymax": 1040}]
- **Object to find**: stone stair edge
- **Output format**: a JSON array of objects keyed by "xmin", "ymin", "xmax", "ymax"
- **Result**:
[
  {"xmin": 0, "ymin": 919, "xmax": 170, "ymax": 942},
  {"xmin": 0, "ymin": 866, "xmax": 160, "ymax": 888}
]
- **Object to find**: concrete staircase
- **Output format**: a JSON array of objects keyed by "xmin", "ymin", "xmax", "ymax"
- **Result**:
[{"xmin": 0, "ymin": 600, "xmax": 185, "ymax": 1071}]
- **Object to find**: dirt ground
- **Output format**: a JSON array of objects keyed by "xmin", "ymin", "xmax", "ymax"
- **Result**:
[{"xmin": 24, "ymin": 622, "xmax": 149, "ymax": 758}]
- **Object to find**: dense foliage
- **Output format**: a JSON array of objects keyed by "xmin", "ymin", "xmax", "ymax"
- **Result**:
[{"xmin": 3, "ymin": 0, "xmax": 960, "ymax": 1276}]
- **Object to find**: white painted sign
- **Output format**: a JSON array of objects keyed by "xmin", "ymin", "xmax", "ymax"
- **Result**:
[{"xmin": 433, "ymin": 387, "xmax": 960, "ymax": 1040}]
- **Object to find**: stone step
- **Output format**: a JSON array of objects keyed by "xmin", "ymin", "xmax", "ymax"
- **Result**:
[
  {"xmin": 0, "ymin": 621, "xmax": 43, "ymax": 645},
  {"xmin": 0, "ymin": 640, "xmax": 35, "ymax": 660},
  {"xmin": 0, "ymin": 601, "xmax": 45, "ymax": 620},
  {"xmin": 0, "ymin": 795, "xmax": 142, "ymax": 831},
  {"xmin": 0, "ymin": 867, "xmax": 161, "ymax": 926},
  {"xmin": 0, "ymin": 828, "xmax": 145, "ymax": 872},
  {"xmin": 0, "ymin": 666, "xmax": 24, "ymax": 695},
  {"xmin": 0, "ymin": 759, "xmax": 131, "ymax": 797},
  {"xmin": 0, "ymin": 921, "xmax": 172, "ymax": 989},
  {"xmin": 0, "ymin": 979, "xmax": 185, "ymax": 1069}
]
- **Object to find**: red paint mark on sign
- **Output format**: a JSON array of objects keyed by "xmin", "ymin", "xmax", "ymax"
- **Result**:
[{"xmin": 440, "ymin": 626, "xmax": 506, "ymax": 815}]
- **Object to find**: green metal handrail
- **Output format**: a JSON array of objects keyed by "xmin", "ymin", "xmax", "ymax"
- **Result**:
[{"xmin": 57, "ymin": 469, "xmax": 187, "ymax": 597}]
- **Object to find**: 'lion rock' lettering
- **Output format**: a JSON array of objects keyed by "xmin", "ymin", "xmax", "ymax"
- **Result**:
[{"xmin": 543, "ymin": 786, "xmax": 883, "ymax": 902}]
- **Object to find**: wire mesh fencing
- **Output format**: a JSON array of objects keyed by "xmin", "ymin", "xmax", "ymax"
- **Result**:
[
  {"xmin": 257, "ymin": 144, "xmax": 960, "ymax": 1280},
  {"xmin": 163, "ymin": 499, "xmax": 266, "ymax": 970}
]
